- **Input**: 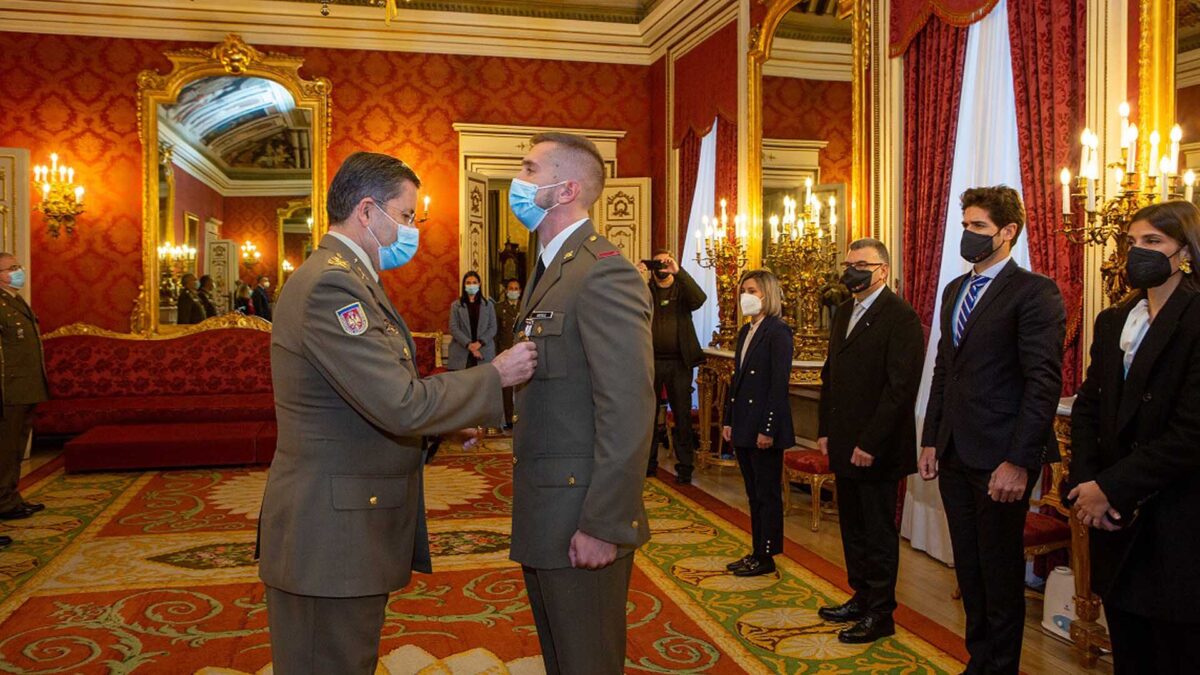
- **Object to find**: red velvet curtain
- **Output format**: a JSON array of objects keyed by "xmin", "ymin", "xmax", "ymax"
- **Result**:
[
  {"xmin": 676, "ymin": 129, "xmax": 702, "ymax": 255},
  {"xmin": 891, "ymin": 0, "xmax": 999, "ymax": 56},
  {"xmin": 716, "ymin": 115, "xmax": 738, "ymax": 226},
  {"xmin": 1008, "ymin": 0, "xmax": 1086, "ymax": 394},
  {"xmin": 901, "ymin": 20, "xmax": 970, "ymax": 330}
]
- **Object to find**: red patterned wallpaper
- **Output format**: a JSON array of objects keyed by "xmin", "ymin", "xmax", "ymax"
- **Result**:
[
  {"xmin": 0, "ymin": 32, "xmax": 659, "ymax": 333},
  {"xmin": 762, "ymin": 76, "xmax": 853, "ymax": 185},
  {"xmin": 221, "ymin": 196, "xmax": 286, "ymax": 288},
  {"xmin": 172, "ymin": 163, "xmax": 224, "ymax": 274}
]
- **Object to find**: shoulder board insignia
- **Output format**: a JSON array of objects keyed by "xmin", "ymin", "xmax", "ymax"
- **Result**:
[
  {"xmin": 563, "ymin": 251, "xmax": 575, "ymax": 260},
  {"xmin": 588, "ymin": 235, "xmax": 598, "ymax": 241},
  {"xmin": 336, "ymin": 302, "xmax": 369, "ymax": 335},
  {"xmin": 598, "ymin": 250, "xmax": 621, "ymax": 259},
  {"xmin": 328, "ymin": 253, "xmax": 350, "ymax": 270}
]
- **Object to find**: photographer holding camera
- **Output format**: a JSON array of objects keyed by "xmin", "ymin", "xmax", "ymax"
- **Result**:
[{"xmin": 637, "ymin": 249, "xmax": 707, "ymax": 484}]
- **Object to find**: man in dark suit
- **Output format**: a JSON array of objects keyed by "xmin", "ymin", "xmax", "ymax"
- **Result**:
[
  {"xmin": 176, "ymin": 273, "xmax": 207, "ymax": 325},
  {"xmin": 637, "ymin": 248, "xmax": 706, "ymax": 483},
  {"xmin": 252, "ymin": 274, "xmax": 273, "ymax": 321},
  {"xmin": 817, "ymin": 238, "xmax": 923, "ymax": 644},
  {"xmin": 919, "ymin": 186, "xmax": 1065, "ymax": 675}
]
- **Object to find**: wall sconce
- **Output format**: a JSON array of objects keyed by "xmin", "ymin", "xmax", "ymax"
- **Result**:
[
  {"xmin": 418, "ymin": 195, "xmax": 431, "ymax": 223},
  {"xmin": 282, "ymin": 259, "xmax": 294, "ymax": 273},
  {"xmin": 32, "ymin": 153, "xmax": 84, "ymax": 238},
  {"xmin": 241, "ymin": 240, "xmax": 262, "ymax": 268},
  {"xmin": 158, "ymin": 244, "xmax": 197, "ymax": 268}
]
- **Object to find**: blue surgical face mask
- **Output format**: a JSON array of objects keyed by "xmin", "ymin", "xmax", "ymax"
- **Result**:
[
  {"xmin": 509, "ymin": 178, "xmax": 566, "ymax": 231},
  {"xmin": 465, "ymin": 284, "xmax": 480, "ymax": 296},
  {"xmin": 368, "ymin": 203, "xmax": 419, "ymax": 270},
  {"xmin": 7, "ymin": 269, "xmax": 25, "ymax": 289}
]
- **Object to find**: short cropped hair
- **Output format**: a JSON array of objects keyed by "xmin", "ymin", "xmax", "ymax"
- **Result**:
[
  {"xmin": 530, "ymin": 132, "xmax": 605, "ymax": 204},
  {"xmin": 327, "ymin": 152, "xmax": 422, "ymax": 224},
  {"xmin": 961, "ymin": 185, "xmax": 1025, "ymax": 242},
  {"xmin": 848, "ymin": 238, "xmax": 890, "ymax": 266},
  {"xmin": 739, "ymin": 269, "xmax": 783, "ymax": 318}
]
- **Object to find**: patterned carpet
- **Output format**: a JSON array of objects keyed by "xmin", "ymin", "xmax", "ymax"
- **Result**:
[{"xmin": 0, "ymin": 441, "xmax": 964, "ymax": 673}]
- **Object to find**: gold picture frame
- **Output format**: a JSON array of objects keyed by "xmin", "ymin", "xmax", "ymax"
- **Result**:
[{"xmin": 133, "ymin": 33, "xmax": 331, "ymax": 334}]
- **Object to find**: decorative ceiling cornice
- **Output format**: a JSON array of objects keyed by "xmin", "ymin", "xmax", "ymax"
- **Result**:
[{"xmin": 288, "ymin": 0, "xmax": 648, "ymax": 24}]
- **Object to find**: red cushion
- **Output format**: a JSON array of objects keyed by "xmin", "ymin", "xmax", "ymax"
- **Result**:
[
  {"xmin": 34, "ymin": 393, "xmax": 275, "ymax": 435},
  {"xmin": 1023, "ymin": 511, "xmax": 1071, "ymax": 549},
  {"xmin": 784, "ymin": 449, "xmax": 831, "ymax": 474},
  {"xmin": 43, "ymin": 329, "xmax": 273, "ymax": 399},
  {"xmin": 65, "ymin": 422, "xmax": 266, "ymax": 472},
  {"xmin": 412, "ymin": 335, "xmax": 440, "ymax": 378}
]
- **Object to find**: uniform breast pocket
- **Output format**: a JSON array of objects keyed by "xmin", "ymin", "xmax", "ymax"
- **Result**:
[
  {"xmin": 528, "ymin": 311, "xmax": 567, "ymax": 380},
  {"xmin": 330, "ymin": 474, "xmax": 412, "ymax": 510},
  {"xmin": 534, "ymin": 455, "xmax": 593, "ymax": 488}
]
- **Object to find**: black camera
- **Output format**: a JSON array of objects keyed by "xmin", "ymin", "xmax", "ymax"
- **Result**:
[{"xmin": 641, "ymin": 259, "xmax": 667, "ymax": 271}]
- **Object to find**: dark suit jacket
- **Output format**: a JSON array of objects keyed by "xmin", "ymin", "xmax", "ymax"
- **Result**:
[
  {"xmin": 922, "ymin": 259, "xmax": 1065, "ymax": 471},
  {"xmin": 177, "ymin": 289, "xmax": 207, "ymax": 325},
  {"xmin": 649, "ymin": 268, "xmax": 707, "ymax": 368},
  {"xmin": 723, "ymin": 315, "xmax": 795, "ymax": 449},
  {"xmin": 1070, "ymin": 285, "xmax": 1200, "ymax": 619},
  {"xmin": 252, "ymin": 285, "xmax": 273, "ymax": 321},
  {"xmin": 818, "ymin": 287, "xmax": 923, "ymax": 480}
]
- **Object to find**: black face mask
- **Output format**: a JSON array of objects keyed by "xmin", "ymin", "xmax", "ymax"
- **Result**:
[
  {"xmin": 960, "ymin": 229, "xmax": 1000, "ymax": 264},
  {"xmin": 1126, "ymin": 245, "xmax": 1181, "ymax": 289},
  {"xmin": 654, "ymin": 271, "xmax": 672, "ymax": 281},
  {"xmin": 840, "ymin": 267, "xmax": 875, "ymax": 294}
]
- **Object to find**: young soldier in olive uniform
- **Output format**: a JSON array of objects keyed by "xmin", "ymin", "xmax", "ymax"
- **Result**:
[
  {"xmin": 495, "ymin": 278, "xmax": 523, "ymax": 428},
  {"xmin": 258, "ymin": 153, "xmax": 537, "ymax": 675},
  {"xmin": 509, "ymin": 133, "xmax": 655, "ymax": 675},
  {"xmin": 0, "ymin": 254, "xmax": 48, "ymax": 545}
]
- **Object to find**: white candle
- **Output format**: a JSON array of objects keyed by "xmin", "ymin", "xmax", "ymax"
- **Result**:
[
  {"xmin": 41, "ymin": 183, "xmax": 49, "ymax": 199},
  {"xmin": 1113, "ymin": 166, "xmax": 1125, "ymax": 196},
  {"xmin": 50, "ymin": 153, "xmax": 58, "ymax": 172},
  {"xmin": 1079, "ymin": 129, "xmax": 1091, "ymax": 176},
  {"xmin": 1149, "ymin": 130, "xmax": 1161, "ymax": 177},
  {"xmin": 1127, "ymin": 125, "xmax": 1139, "ymax": 174},
  {"xmin": 1086, "ymin": 176, "xmax": 1096, "ymax": 213},
  {"xmin": 1060, "ymin": 168, "xmax": 1072, "ymax": 214},
  {"xmin": 1119, "ymin": 102, "xmax": 1131, "ymax": 147},
  {"xmin": 67, "ymin": 167, "xmax": 74, "ymax": 184},
  {"xmin": 74, "ymin": 186, "xmax": 84, "ymax": 203},
  {"xmin": 805, "ymin": 177, "xmax": 813, "ymax": 205},
  {"xmin": 1161, "ymin": 156, "xmax": 1173, "ymax": 201},
  {"xmin": 1186, "ymin": 170, "xmax": 1196, "ymax": 202},
  {"xmin": 769, "ymin": 215, "xmax": 779, "ymax": 243},
  {"xmin": 1170, "ymin": 124, "xmax": 1182, "ymax": 175}
]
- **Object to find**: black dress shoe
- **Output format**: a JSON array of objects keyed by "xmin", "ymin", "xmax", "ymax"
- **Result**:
[
  {"xmin": 22, "ymin": 502, "xmax": 44, "ymax": 513},
  {"xmin": 0, "ymin": 535, "xmax": 11, "ymax": 548},
  {"xmin": 673, "ymin": 473, "xmax": 691, "ymax": 485},
  {"xmin": 725, "ymin": 554, "xmax": 756, "ymax": 572},
  {"xmin": 837, "ymin": 615, "xmax": 895, "ymax": 644},
  {"xmin": 818, "ymin": 599, "xmax": 865, "ymax": 623},
  {"xmin": 0, "ymin": 504, "xmax": 36, "ymax": 520},
  {"xmin": 733, "ymin": 556, "xmax": 776, "ymax": 577}
]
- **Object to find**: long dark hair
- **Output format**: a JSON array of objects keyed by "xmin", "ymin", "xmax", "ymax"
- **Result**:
[
  {"xmin": 1128, "ymin": 200, "xmax": 1200, "ymax": 294},
  {"xmin": 459, "ymin": 270, "xmax": 485, "ymax": 305}
]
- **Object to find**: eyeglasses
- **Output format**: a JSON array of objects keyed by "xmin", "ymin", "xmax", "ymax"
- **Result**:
[
  {"xmin": 840, "ymin": 261, "xmax": 884, "ymax": 271},
  {"xmin": 371, "ymin": 201, "xmax": 416, "ymax": 227}
]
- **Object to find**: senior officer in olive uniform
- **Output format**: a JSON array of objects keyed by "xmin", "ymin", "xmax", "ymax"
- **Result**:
[
  {"xmin": 509, "ymin": 133, "xmax": 655, "ymax": 675},
  {"xmin": 258, "ymin": 152, "xmax": 537, "ymax": 675},
  {"xmin": 0, "ymin": 253, "xmax": 48, "ymax": 547}
]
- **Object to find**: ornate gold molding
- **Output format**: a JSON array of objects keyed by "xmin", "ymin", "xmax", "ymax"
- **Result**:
[
  {"xmin": 1138, "ymin": 0, "xmax": 1176, "ymax": 168},
  {"xmin": 46, "ymin": 313, "xmax": 272, "ymax": 341},
  {"xmin": 747, "ymin": 0, "xmax": 869, "ymax": 271},
  {"xmin": 136, "ymin": 33, "xmax": 331, "ymax": 335},
  {"xmin": 277, "ymin": 197, "xmax": 313, "ymax": 285}
]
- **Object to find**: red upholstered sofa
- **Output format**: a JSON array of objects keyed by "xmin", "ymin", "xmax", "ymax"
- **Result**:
[{"xmin": 34, "ymin": 317, "xmax": 276, "ymax": 436}]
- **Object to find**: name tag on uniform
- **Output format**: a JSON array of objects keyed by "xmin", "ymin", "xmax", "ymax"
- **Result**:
[{"xmin": 531, "ymin": 311, "xmax": 554, "ymax": 320}]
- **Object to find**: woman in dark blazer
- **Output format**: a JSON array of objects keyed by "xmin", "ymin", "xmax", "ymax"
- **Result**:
[
  {"xmin": 447, "ymin": 270, "xmax": 497, "ymax": 370},
  {"xmin": 1070, "ymin": 200, "xmax": 1200, "ymax": 674},
  {"xmin": 722, "ymin": 269, "xmax": 794, "ymax": 577}
]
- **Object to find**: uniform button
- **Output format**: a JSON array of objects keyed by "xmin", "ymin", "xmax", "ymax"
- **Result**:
[
  {"xmin": 567, "ymin": 474, "xmax": 576, "ymax": 486},
  {"xmin": 631, "ymin": 520, "xmax": 639, "ymax": 528},
  {"xmin": 1143, "ymin": 392, "xmax": 1152, "ymax": 402},
  {"xmin": 750, "ymin": 370, "xmax": 756, "ymax": 375},
  {"xmin": 369, "ymin": 496, "xmax": 378, "ymax": 506},
  {"xmin": 512, "ymin": 456, "xmax": 518, "ymax": 465},
  {"xmin": 403, "ymin": 347, "xmax": 410, "ymax": 358},
  {"xmin": 535, "ymin": 325, "xmax": 543, "ymax": 335},
  {"xmin": 512, "ymin": 414, "xmax": 519, "ymax": 423},
  {"xmin": 748, "ymin": 399, "xmax": 754, "ymax": 404}
]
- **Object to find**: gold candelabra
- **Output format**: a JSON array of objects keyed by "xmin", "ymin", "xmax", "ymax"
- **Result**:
[
  {"xmin": 765, "ymin": 181, "xmax": 840, "ymax": 360},
  {"xmin": 694, "ymin": 199, "xmax": 748, "ymax": 350},
  {"xmin": 156, "ymin": 243, "xmax": 197, "ymax": 308},
  {"xmin": 32, "ymin": 153, "xmax": 85, "ymax": 238},
  {"xmin": 1060, "ymin": 103, "xmax": 1194, "ymax": 304},
  {"xmin": 241, "ymin": 240, "xmax": 263, "ymax": 269}
]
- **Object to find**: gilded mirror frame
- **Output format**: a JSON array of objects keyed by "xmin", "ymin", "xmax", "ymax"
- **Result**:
[
  {"xmin": 134, "ymin": 33, "xmax": 331, "ymax": 334},
  {"xmin": 747, "ymin": 0, "xmax": 868, "ymax": 267}
]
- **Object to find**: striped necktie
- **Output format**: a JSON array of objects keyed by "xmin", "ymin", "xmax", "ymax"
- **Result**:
[{"xmin": 953, "ymin": 274, "xmax": 990, "ymax": 347}]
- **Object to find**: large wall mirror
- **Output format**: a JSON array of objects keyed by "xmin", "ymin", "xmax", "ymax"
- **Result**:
[
  {"xmin": 136, "ymin": 34, "xmax": 330, "ymax": 333},
  {"xmin": 747, "ymin": 0, "xmax": 868, "ymax": 267}
]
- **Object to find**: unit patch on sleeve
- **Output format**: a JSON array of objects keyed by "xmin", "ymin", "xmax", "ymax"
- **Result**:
[{"xmin": 336, "ymin": 302, "xmax": 369, "ymax": 335}]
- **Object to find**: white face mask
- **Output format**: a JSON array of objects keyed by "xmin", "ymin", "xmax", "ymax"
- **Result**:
[
  {"xmin": 740, "ymin": 292, "xmax": 763, "ymax": 317},
  {"xmin": 506, "ymin": 290, "xmax": 521, "ymax": 301}
]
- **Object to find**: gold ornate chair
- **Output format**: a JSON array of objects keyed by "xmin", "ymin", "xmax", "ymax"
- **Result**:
[{"xmin": 782, "ymin": 448, "xmax": 837, "ymax": 532}]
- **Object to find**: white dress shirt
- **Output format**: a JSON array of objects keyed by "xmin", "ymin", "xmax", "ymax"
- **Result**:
[
  {"xmin": 1120, "ymin": 299, "xmax": 1151, "ymax": 377},
  {"xmin": 539, "ymin": 218, "xmax": 589, "ymax": 269},
  {"xmin": 952, "ymin": 254, "xmax": 1011, "ymax": 321},
  {"xmin": 328, "ymin": 231, "xmax": 379, "ymax": 282},
  {"xmin": 847, "ymin": 284, "xmax": 886, "ymax": 337}
]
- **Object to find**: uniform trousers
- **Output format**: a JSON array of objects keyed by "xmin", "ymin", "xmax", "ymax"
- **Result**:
[
  {"xmin": 938, "ymin": 446, "xmax": 1035, "ymax": 675},
  {"xmin": 835, "ymin": 477, "xmax": 901, "ymax": 617},
  {"xmin": 522, "ymin": 554, "xmax": 634, "ymax": 675},
  {"xmin": 1104, "ymin": 601, "xmax": 1200, "ymax": 675},
  {"xmin": 735, "ymin": 446, "xmax": 784, "ymax": 557},
  {"xmin": 265, "ymin": 585, "xmax": 388, "ymax": 675},
  {"xmin": 647, "ymin": 358, "xmax": 696, "ymax": 477},
  {"xmin": 0, "ymin": 404, "xmax": 34, "ymax": 512}
]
